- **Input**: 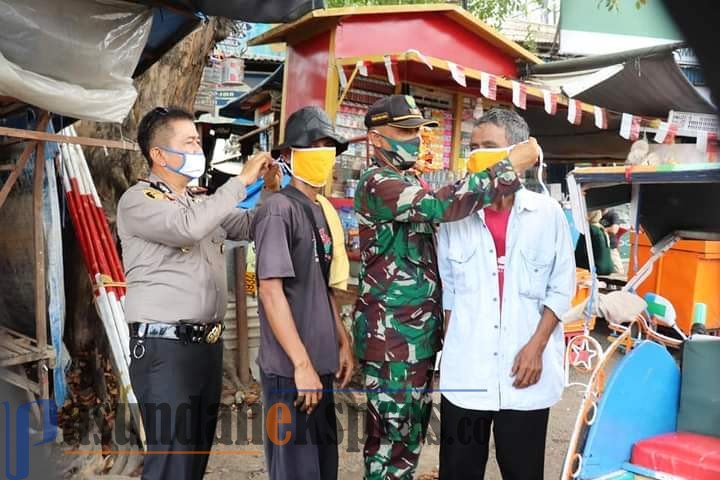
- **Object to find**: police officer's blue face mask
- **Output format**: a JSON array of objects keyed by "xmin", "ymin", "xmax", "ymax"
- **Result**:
[{"xmin": 160, "ymin": 147, "xmax": 206, "ymax": 179}]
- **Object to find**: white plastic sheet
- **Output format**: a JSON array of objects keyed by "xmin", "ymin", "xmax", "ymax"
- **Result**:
[{"xmin": 0, "ymin": 0, "xmax": 153, "ymax": 122}]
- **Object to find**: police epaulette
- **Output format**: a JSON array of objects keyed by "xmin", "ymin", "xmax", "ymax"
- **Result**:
[
  {"xmin": 137, "ymin": 178, "xmax": 172, "ymax": 195},
  {"xmin": 187, "ymin": 186, "xmax": 208, "ymax": 197}
]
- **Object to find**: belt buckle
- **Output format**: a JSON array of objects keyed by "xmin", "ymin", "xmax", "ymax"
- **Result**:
[{"xmin": 204, "ymin": 323, "xmax": 223, "ymax": 344}]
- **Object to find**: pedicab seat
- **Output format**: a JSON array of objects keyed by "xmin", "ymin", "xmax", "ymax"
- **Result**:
[{"xmin": 631, "ymin": 432, "xmax": 720, "ymax": 480}]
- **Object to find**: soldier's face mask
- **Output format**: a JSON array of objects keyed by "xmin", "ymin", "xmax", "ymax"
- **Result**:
[
  {"xmin": 372, "ymin": 131, "xmax": 421, "ymax": 171},
  {"xmin": 160, "ymin": 147, "xmax": 206, "ymax": 179},
  {"xmin": 289, "ymin": 147, "xmax": 336, "ymax": 187}
]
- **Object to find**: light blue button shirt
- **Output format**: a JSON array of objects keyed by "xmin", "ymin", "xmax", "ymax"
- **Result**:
[{"xmin": 438, "ymin": 188, "xmax": 575, "ymax": 411}]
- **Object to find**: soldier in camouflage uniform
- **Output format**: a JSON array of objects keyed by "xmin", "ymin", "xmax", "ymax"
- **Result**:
[{"xmin": 353, "ymin": 95, "xmax": 540, "ymax": 479}]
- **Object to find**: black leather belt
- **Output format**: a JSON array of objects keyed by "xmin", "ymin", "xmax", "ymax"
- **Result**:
[{"xmin": 130, "ymin": 322, "xmax": 224, "ymax": 345}]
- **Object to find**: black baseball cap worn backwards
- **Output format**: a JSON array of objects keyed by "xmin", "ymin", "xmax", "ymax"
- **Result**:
[{"xmin": 273, "ymin": 106, "xmax": 348, "ymax": 156}]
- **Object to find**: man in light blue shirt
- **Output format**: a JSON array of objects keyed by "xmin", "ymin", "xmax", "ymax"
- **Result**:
[{"xmin": 437, "ymin": 109, "xmax": 575, "ymax": 480}]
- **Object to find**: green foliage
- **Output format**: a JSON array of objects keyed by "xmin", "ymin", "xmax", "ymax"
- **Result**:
[
  {"xmin": 597, "ymin": 0, "xmax": 648, "ymax": 11},
  {"xmin": 325, "ymin": 0, "xmax": 545, "ymax": 27}
]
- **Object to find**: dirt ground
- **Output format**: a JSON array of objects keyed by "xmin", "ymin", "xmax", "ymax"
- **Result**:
[
  {"xmin": 202, "ymin": 330, "xmax": 618, "ymax": 480},
  {"xmin": 202, "ymin": 381, "xmax": 586, "ymax": 480},
  {"xmin": 51, "ymin": 328, "xmax": 616, "ymax": 479}
]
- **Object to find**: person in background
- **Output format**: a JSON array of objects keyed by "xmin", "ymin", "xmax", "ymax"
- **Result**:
[
  {"xmin": 353, "ymin": 96, "xmax": 539, "ymax": 480},
  {"xmin": 252, "ymin": 106, "xmax": 354, "ymax": 480},
  {"xmin": 437, "ymin": 108, "xmax": 575, "ymax": 480},
  {"xmin": 575, "ymin": 210, "xmax": 615, "ymax": 276},
  {"xmin": 117, "ymin": 106, "xmax": 272, "ymax": 480},
  {"xmin": 601, "ymin": 208, "xmax": 624, "ymax": 274}
]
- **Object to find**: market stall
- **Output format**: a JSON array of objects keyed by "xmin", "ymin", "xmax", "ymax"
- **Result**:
[{"xmin": 247, "ymin": 5, "xmax": 611, "ymax": 283}]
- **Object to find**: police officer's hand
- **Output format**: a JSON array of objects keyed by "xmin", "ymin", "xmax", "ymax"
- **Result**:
[
  {"xmin": 294, "ymin": 362, "xmax": 323, "ymax": 414},
  {"xmin": 238, "ymin": 151, "xmax": 272, "ymax": 186},
  {"xmin": 264, "ymin": 163, "xmax": 282, "ymax": 192},
  {"xmin": 508, "ymin": 137, "xmax": 540, "ymax": 174}
]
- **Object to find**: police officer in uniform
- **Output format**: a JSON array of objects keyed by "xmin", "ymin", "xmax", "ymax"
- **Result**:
[{"xmin": 117, "ymin": 107, "xmax": 273, "ymax": 480}]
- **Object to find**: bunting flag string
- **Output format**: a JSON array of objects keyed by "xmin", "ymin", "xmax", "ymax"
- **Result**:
[
  {"xmin": 340, "ymin": 54, "xmax": 719, "ymax": 147},
  {"xmin": 447, "ymin": 61, "xmax": 467, "ymax": 87},
  {"xmin": 594, "ymin": 106, "xmax": 608, "ymax": 129},
  {"xmin": 567, "ymin": 99, "xmax": 582, "ymax": 125},
  {"xmin": 480, "ymin": 72, "xmax": 497, "ymax": 100},
  {"xmin": 512, "ymin": 80, "xmax": 527, "ymax": 110},
  {"xmin": 620, "ymin": 113, "xmax": 642, "ymax": 141},
  {"xmin": 543, "ymin": 90, "xmax": 558, "ymax": 115}
]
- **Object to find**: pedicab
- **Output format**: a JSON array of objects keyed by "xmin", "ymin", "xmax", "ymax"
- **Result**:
[{"xmin": 559, "ymin": 162, "xmax": 720, "ymax": 480}]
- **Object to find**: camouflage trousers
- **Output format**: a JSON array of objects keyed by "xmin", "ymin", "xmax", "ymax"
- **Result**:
[{"xmin": 362, "ymin": 357, "xmax": 435, "ymax": 480}]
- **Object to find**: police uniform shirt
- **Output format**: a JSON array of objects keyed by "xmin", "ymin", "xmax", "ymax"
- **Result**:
[{"xmin": 117, "ymin": 173, "xmax": 252, "ymax": 325}]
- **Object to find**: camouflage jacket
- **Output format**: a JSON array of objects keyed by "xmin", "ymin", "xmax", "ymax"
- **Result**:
[{"xmin": 353, "ymin": 159, "xmax": 521, "ymax": 362}]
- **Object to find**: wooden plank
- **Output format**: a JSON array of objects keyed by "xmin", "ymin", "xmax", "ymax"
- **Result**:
[
  {"xmin": 0, "ymin": 367, "xmax": 41, "ymax": 395},
  {"xmin": 0, "ymin": 350, "xmax": 55, "ymax": 368},
  {"xmin": 32, "ymin": 124, "xmax": 50, "ymax": 401},
  {"xmin": 0, "ymin": 126, "xmax": 139, "ymax": 151},
  {"xmin": 0, "ymin": 327, "xmax": 39, "ymax": 345},
  {"xmin": 0, "ymin": 141, "xmax": 38, "ymax": 211},
  {"xmin": 0, "ymin": 339, "xmax": 31, "ymax": 356}
]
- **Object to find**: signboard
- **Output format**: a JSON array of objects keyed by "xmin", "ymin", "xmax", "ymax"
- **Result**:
[
  {"xmin": 668, "ymin": 111, "xmax": 719, "ymax": 137},
  {"xmin": 213, "ymin": 22, "xmax": 286, "ymax": 61},
  {"xmin": 559, "ymin": 0, "xmax": 682, "ymax": 55}
]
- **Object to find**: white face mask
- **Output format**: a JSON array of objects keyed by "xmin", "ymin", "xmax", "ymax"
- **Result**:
[{"xmin": 160, "ymin": 147, "xmax": 206, "ymax": 179}]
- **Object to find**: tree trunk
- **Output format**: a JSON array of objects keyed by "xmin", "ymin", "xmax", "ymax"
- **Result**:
[{"xmin": 66, "ymin": 16, "xmax": 233, "ymax": 354}]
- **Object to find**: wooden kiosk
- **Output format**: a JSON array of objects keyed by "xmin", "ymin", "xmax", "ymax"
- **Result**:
[{"xmin": 248, "ymin": 5, "xmax": 599, "ymax": 197}]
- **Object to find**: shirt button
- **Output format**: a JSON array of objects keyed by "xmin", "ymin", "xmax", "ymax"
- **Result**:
[
  {"xmin": 494, "ymin": 325, "xmax": 499, "ymax": 329},
  {"xmin": 493, "ymin": 297, "xmax": 498, "ymax": 302},
  {"xmin": 492, "ymin": 272, "xmax": 497, "ymax": 276},
  {"xmin": 493, "ymin": 352, "xmax": 498, "ymax": 356}
]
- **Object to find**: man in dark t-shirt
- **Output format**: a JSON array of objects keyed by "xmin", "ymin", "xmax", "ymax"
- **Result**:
[{"xmin": 251, "ymin": 107, "xmax": 353, "ymax": 480}]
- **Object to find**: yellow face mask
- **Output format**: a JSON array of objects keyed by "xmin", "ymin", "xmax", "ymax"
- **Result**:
[
  {"xmin": 466, "ymin": 146, "xmax": 513, "ymax": 173},
  {"xmin": 290, "ymin": 147, "xmax": 336, "ymax": 187}
]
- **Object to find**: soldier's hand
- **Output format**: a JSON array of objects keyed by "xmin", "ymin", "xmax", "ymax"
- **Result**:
[
  {"xmin": 238, "ymin": 151, "xmax": 272, "ymax": 186},
  {"xmin": 336, "ymin": 340, "xmax": 355, "ymax": 389},
  {"xmin": 293, "ymin": 362, "xmax": 323, "ymax": 414},
  {"xmin": 508, "ymin": 137, "xmax": 540, "ymax": 174}
]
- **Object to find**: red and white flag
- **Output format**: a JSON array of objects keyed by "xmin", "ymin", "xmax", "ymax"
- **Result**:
[
  {"xmin": 447, "ymin": 61, "xmax": 467, "ymax": 87},
  {"xmin": 567, "ymin": 99, "xmax": 582, "ymax": 125},
  {"xmin": 337, "ymin": 64, "xmax": 348, "ymax": 89},
  {"xmin": 697, "ymin": 131, "xmax": 718, "ymax": 159},
  {"xmin": 356, "ymin": 60, "xmax": 369, "ymax": 77},
  {"xmin": 593, "ymin": 106, "xmax": 608, "ymax": 129},
  {"xmin": 654, "ymin": 122, "xmax": 677, "ymax": 144},
  {"xmin": 620, "ymin": 113, "xmax": 641, "ymax": 141},
  {"xmin": 383, "ymin": 55, "xmax": 399, "ymax": 86},
  {"xmin": 512, "ymin": 81, "xmax": 527, "ymax": 110},
  {"xmin": 480, "ymin": 72, "xmax": 497, "ymax": 100},
  {"xmin": 543, "ymin": 90, "xmax": 558, "ymax": 115},
  {"xmin": 407, "ymin": 49, "xmax": 433, "ymax": 70}
]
